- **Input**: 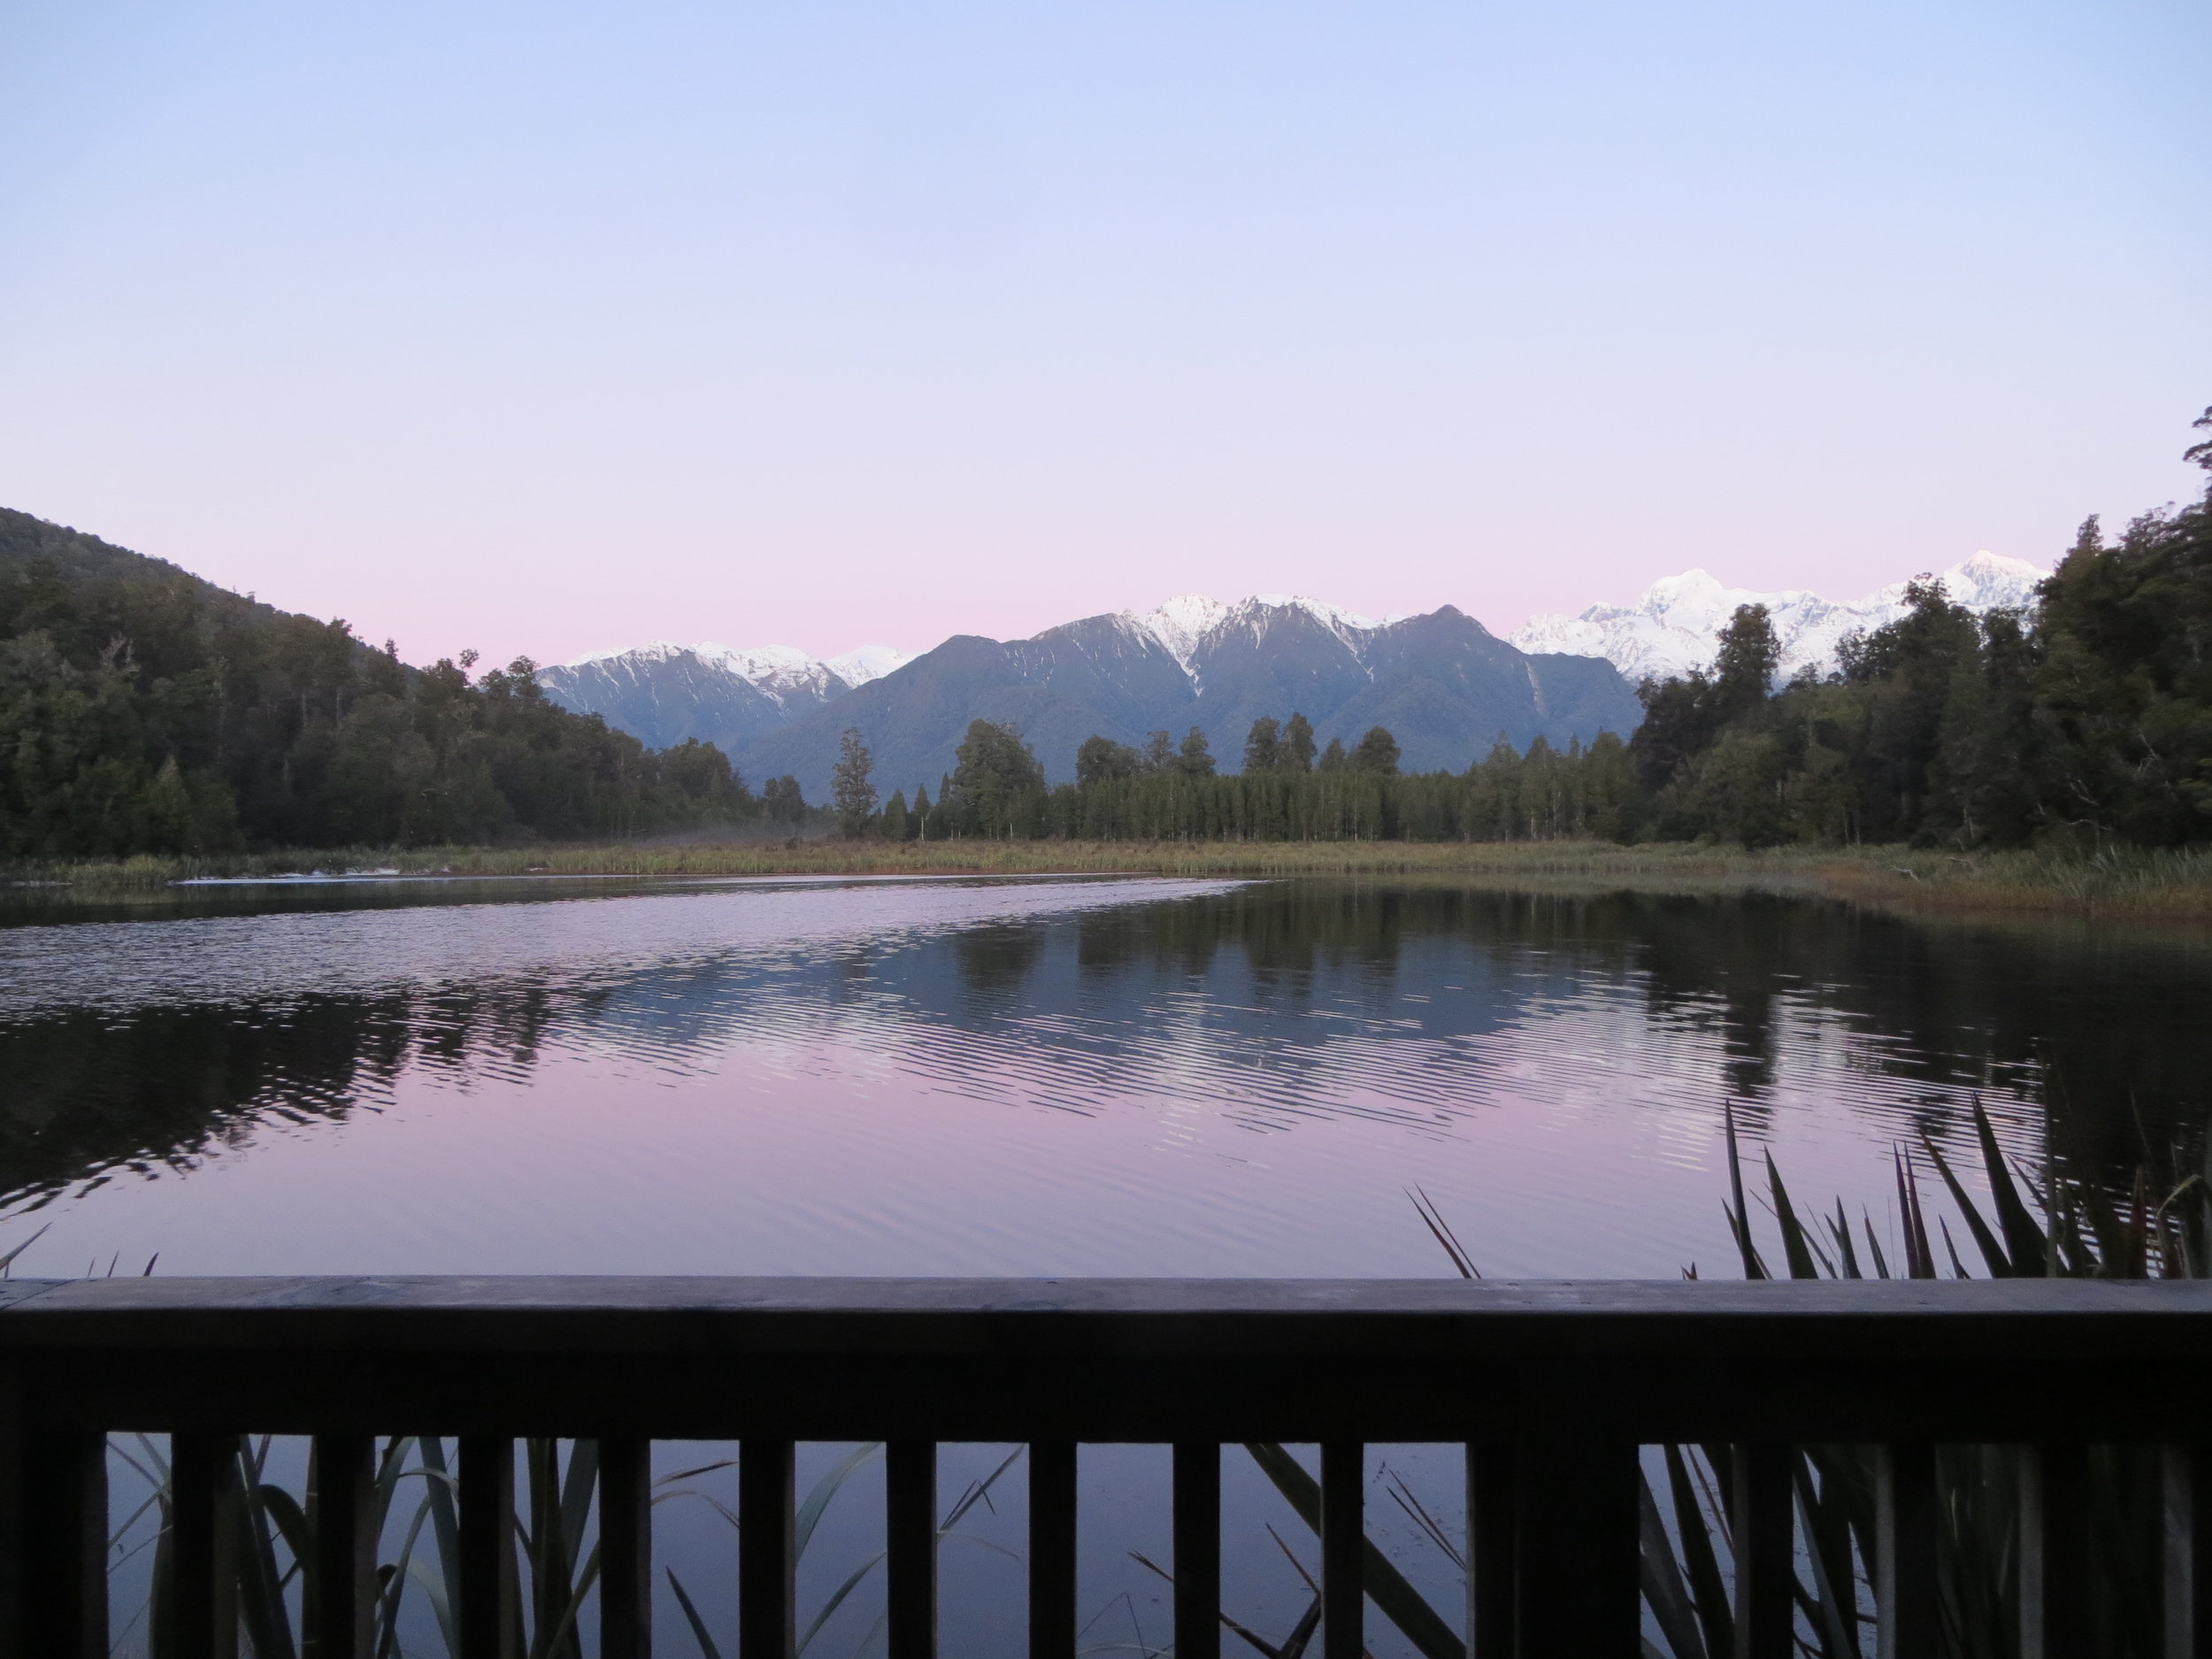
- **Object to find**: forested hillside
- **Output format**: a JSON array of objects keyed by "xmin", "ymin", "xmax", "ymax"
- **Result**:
[{"xmin": 0, "ymin": 510, "xmax": 767, "ymax": 856}]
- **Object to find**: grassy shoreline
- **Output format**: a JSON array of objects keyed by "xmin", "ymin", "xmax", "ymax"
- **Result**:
[{"xmin": 11, "ymin": 837, "xmax": 2212, "ymax": 919}]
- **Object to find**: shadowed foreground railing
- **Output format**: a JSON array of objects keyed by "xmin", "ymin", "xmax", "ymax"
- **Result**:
[{"xmin": 4, "ymin": 1275, "xmax": 2212, "ymax": 1658}]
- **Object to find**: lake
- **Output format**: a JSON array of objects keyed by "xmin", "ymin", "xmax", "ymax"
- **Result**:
[{"xmin": 5, "ymin": 872, "xmax": 2208, "ymax": 1655}]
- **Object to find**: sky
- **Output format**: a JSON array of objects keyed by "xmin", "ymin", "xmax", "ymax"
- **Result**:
[{"xmin": 1, "ymin": 2, "xmax": 2207, "ymax": 670}]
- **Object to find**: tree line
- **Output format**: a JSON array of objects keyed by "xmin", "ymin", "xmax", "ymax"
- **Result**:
[
  {"xmin": 0, "ymin": 511, "xmax": 815, "ymax": 856},
  {"xmin": 836, "ymin": 410, "xmax": 2212, "ymax": 850}
]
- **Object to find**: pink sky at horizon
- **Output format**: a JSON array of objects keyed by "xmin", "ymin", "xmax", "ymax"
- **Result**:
[{"xmin": 2, "ymin": 2, "xmax": 2206, "ymax": 669}]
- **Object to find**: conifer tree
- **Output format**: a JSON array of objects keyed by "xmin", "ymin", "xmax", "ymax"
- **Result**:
[
  {"xmin": 1178, "ymin": 726, "xmax": 1217, "ymax": 777},
  {"xmin": 1352, "ymin": 726, "xmax": 1401, "ymax": 775},
  {"xmin": 1243, "ymin": 717, "xmax": 1283, "ymax": 773},
  {"xmin": 832, "ymin": 726, "xmax": 878, "ymax": 836}
]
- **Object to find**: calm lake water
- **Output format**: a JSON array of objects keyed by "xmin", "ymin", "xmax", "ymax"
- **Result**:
[{"xmin": 5, "ymin": 872, "xmax": 2208, "ymax": 1655}]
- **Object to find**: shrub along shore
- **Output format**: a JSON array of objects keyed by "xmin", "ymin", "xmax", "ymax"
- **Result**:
[{"xmin": 12, "ymin": 836, "xmax": 2212, "ymax": 921}]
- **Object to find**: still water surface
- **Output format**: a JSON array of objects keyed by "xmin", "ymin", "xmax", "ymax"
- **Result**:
[
  {"xmin": 5, "ymin": 872, "xmax": 2204, "ymax": 1279},
  {"xmin": 5, "ymin": 873, "xmax": 2208, "ymax": 1654}
]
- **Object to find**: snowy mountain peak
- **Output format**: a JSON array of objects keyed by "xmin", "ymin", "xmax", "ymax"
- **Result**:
[
  {"xmin": 826, "ymin": 645, "xmax": 917, "ymax": 687},
  {"xmin": 554, "ymin": 638, "xmax": 914, "ymax": 708},
  {"xmin": 1126, "ymin": 594, "xmax": 1232, "ymax": 674},
  {"xmin": 1124, "ymin": 591, "xmax": 1402, "ymax": 679},
  {"xmin": 1509, "ymin": 553, "xmax": 2048, "ymax": 685}
]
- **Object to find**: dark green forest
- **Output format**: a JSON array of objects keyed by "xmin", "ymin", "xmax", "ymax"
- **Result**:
[
  {"xmin": 0, "ymin": 510, "xmax": 801, "ymax": 856},
  {"xmin": 867, "ymin": 411, "xmax": 2212, "ymax": 849}
]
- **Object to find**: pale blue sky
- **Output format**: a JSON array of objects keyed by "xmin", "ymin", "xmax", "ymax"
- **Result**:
[{"xmin": 2, "ymin": 2, "xmax": 2205, "ymax": 665}]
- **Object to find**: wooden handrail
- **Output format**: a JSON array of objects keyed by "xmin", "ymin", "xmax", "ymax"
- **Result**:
[{"xmin": 3, "ymin": 1276, "xmax": 2208, "ymax": 1657}]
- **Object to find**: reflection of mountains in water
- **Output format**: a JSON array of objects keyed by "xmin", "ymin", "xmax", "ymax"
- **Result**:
[{"xmin": 4, "ymin": 882, "xmax": 2208, "ymax": 1210}]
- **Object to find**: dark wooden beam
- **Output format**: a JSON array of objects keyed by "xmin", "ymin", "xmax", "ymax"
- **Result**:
[
  {"xmin": 886, "ymin": 1439, "xmax": 935, "ymax": 1659},
  {"xmin": 1732, "ymin": 1443, "xmax": 1793, "ymax": 1659},
  {"xmin": 739, "ymin": 1438, "xmax": 794, "ymax": 1659},
  {"xmin": 598, "ymin": 1437, "xmax": 653, "ymax": 1659},
  {"xmin": 1466, "ymin": 1442, "xmax": 1517, "ymax": 1659},
  {"xmin": 1877, "ymin": 1442, "xmax": 1937, "ymax": 1659},
  {"xmin": 457, "ymin": 1435, "xmax": 515, "ymax": 1659},
  {"xmin": 308, "ymin": 1432, "xmax": 373, "ymax": 1659},
  {"xmin": 1514, "ymin": 1439, "xmax": 1640, "ymax": 1659},
  {"xmin": 4, "ymin": 1279, "xmax": 2204, "ymax": 1446},
  {"xmin": 1028, "ymin": 1440, "xmax": 1078, "ymax": 1659},
  {"xmin": 170, "ymin": 1432, "xmax": 242, "ymax": 1659},
  {"xmin": 1172, "ymin": 1441, "xmax": 1221, "ymax": 1659},
  {"xmin": 1320, "ymin": 1440, "xmax": 1364, "ymax": 1659}
]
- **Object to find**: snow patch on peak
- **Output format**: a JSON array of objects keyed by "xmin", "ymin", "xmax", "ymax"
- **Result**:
[
  {"xmin": 567, "ymin": 639, "xmax": 695, "ymax": 669},
  {"xmin": 827, "ymin": 645, "xmax": 916, "ymax": 687},
  {"xmin": 1128, "ymin": 595, "xmax": 1231, "ymax": 675},
  {"xmin": 1123, "ymin": 591, "xmax": 1409, "ymax": 682},
  {"xmin": 1509, "ymin": 553, "xmax": 2050, "ymax": 684},
  {"xmin": 552, "ymin": 638, "xmax": 918, "ymax": 710},
  {"xmin": 1248, "ymin": 594, "xmax": 1386, "ymax": 632}
]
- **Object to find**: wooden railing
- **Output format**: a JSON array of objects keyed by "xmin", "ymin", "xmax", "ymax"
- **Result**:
[{"xmin": 3, "ymin": 1275, "xmax": 2209, "ymax": 1658}]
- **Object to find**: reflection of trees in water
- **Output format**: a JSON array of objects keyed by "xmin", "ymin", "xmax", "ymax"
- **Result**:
[
  {"xmin": 4, "ymin": 883, "xmax": 2207, "ymax": 1211},
  {"xmin": 1069, "ymin": 883, "xmax": 2212, "ymax": 1184},
  {"xmin": 0, "ymin": 981, "xmax": 590, "ymax": 1210}
]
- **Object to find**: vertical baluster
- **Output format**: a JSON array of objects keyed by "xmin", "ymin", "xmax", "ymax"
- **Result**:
[
  {"xmin": 0, "ymin": 1363, "xmax": 23, "ymax": 1659},
  {"xmin": 308, "ymin": 1433, "xmax": 373, "ymax": 1659},
  {"xmin": 457, "ymin": 1435, "xmax": 516, "ymax": 1659},
  {"xmin": 1877, "ymin": 1442, "xmax": 1938, "ymax": 1659},
  {"xmin": 1028, "ymin": 1440, "xmax": 1078, "ymax": 1659},
  {"xmin": 2020, "ymin": 1442, "xmax": 2093, "ymax": 1659},
  {"xmin": 1172, "ymin": 1442, "xmax": 1220, "ymax": 1659},
  {"xmin": 887, "ymin": 1440, "xmax": 937, "ymax": 1659},
  {"xmin": 740, "ymin": 1439, "xmax": 795, "ymax": 1659},
  {"xmin": 1732, "ymin": 1444, "xmax": 1793, "ymax": 1659},
  {"xmin": 2167, "ymin": 1443, "xmax": 2212, "ymax": 1659},
  {"xmin": 1320, "ymin": 1441, "xmax": 1364, "ymax": 1659},
  {"xmin": 1466, "ymin": 1443, "xmax": 1517, "ymax": 1659},
  {"xmin": 599, "ymin": 1438, "xmax": 653, "ymax": 1659},
  {"xmin": 1513, "ymin": 1440, "xmax": 1640, "ymax": 1659},
  {"xmin": 171, "ymin": 1432, "xmax": 242, "ymax": 1659}
]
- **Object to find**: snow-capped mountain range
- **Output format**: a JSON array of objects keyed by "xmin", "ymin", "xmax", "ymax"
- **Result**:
[
  {"xmin": 1509, "ymin": 551, "xmax": 2047, "ymax": 685},
  {"xmin": 539, "ymin": 557, "xmax": 2047, "ymax": 794}
]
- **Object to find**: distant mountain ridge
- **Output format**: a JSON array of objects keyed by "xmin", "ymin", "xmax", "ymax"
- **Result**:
[
  {"xmin": 1509, "ymin": 552, "xmax": 2046, "ymax": 684},
  {"xmin": 536, "ymin": 639, "xmax": 916, "ymax": 757},
  {"xmin": 544, "ymin": 595, "xmax": 1639, "ymax": 798}
]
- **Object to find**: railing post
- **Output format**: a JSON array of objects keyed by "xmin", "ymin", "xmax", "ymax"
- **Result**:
[
  {"xmin": 887, "ymin": 1439, "xmax": 936, "ymax": 1659},
  {"xmin": 1732, "ymin": 1444, "xmax": 1793, "ymax": 1659},
  {"xmin": 599, "ymin": 1437, "xmax": 653, "ymax": 1659},
  {"xmin": 171, "ymin": 1431, "xmax": 242, "ymax": 1659},
  {"xmin": 1877, "ymin": 1442, "xmax": 1938, "ymax": 1659},
  {"xmin": 1466, "ymin": 1442, "xmax": 1517, "ymax": 1659},
  {"xmin": 457, "ymin": 1435, "xmax": 516, "ymax": 1659},
  {"xmin": 2020, "ymin": 1442, "xmax": 2093, "ymax": 1659},
  {"xmin": 2167, "ymin": 1444, "xmax": 2212, "ymax": 1659},
  {"xmin": 1028, "ymin": 1440, "xmax": 1078, "ymax": 1659},
  {"xmin": 1321, "ymin": 1441, "xmax": 1364, "ymax": 1659},
  {"xmin": 307, "ymin": 1433, "xmax": 373, "ymax": 1659},
  {"xmin": 1172, "ymin": 1441, "xmax": 1221, "ymax": 1659},
  {"xmin": 11, "ymin": 1409, "xmax": 107, "ymax": 1659},
  {"xmin": 0, "ymin": 1362, "xmax": 21, "ymax": 1659},
  {"xmin": 740, "ymin": 1439, "xmax": 795, "ymax": 1659},
  {"xmin": 1514, "ymin": 1440, "xmax": 1640, "ymax": 1659}
]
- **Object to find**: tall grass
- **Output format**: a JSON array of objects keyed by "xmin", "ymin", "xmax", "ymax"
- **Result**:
[{"xmin": 1235, "ymin": 1102, "xmax": 2209, "ymax": 1659}]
